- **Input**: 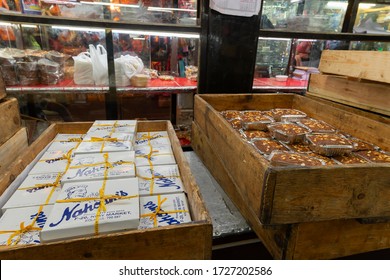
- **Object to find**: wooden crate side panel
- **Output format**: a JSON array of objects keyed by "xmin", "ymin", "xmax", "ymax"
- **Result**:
[
  {"xmin": 55, "ymin": 122, "xmax": 93, "ymax": 134},
  {"xmin": 0, "ymin": 74, "xmax": 5, "ymax": 100},
  {"xmin": 197, "ymin": 94, "xmax": 294, "ymax": 112},
  {"xmin": 194, "ymin": 96, "xmax": 269, "ymax": 216},
  {"xmin": 308, "ymin": 74, "xmax": 390, "ymax": 116},
  {"xmin": 267, "ymin": 166, "xmax": 390, "ymax": 224},
  {"xmin": 0, "ymin": 98, "xmax": 21, "ymax": 145},
  {"xmin": 0, "ymin": 128, "xmax": 28, "ymax": 175},
  {"xmin": 292, "ymin": 95, "xmax": 390, "ymax": 151},
  {"xmin": 319, "ymin": 50, "xmax": 390, "ymax": 84},
  {"xmin": 0, "ymin": 223, "xmax": 211, "ymax": 259},
  {"xmin": 291, "ymin": 219, "xmax": 390, "ymax": 259},
  {"xmin": 192, "ymin": 121, "xmax": 289, "ymax": 260}
]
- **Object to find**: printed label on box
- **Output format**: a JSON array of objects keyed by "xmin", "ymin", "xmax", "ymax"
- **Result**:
[
  {"xmin": 135, "ymin": 131, "xmax": 170, "ymax": 147},
  {"xmin": 135, "ymin": 144, "xmax": 176, "ymax": 167}
]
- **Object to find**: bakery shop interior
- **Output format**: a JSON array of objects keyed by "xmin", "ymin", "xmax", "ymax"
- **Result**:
[{"xmin": 0, "ymin": 0, "xmax": 389, "ymax": 260}]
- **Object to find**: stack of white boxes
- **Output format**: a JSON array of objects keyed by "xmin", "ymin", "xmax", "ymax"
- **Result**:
[{"xmin": 0, "ymin": 121, "xmax": 192, "ymax": 245}]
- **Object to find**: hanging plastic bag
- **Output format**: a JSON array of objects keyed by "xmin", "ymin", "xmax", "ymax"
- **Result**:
[
  {"xmin": 72, "ymin": 52, "xmax": 94, "ymax": 85},
  {"xmin": 89, "ymin": 44, "xmax": 108, "ymax": 86},
  {"xmin": 114, "ymin": 55, "xmax": 144, "ymax": 87}
]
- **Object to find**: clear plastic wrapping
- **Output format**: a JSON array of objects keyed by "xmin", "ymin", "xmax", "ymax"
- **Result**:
[
  {"xmin": 271, "ymin": 108, "xmax": 307, "ymax": 122},
  {"xmin": 268, "ymin": 150, "xmax": 326, "ymax": 167},
  {"xmin": 45, "ymin": 50, "xmax": 69, "ymax": 65},
  {"xmin": 251, "ymin": 138, "xmax": 288, "ymax": 155},
  {"xmin": 355, "ymin": 150, "xmax": 390, "ymax": 163},
  {"xmin": 38, "ymin": 58, "xmax": 61, "ymax": 73},
  {"xmin": 241, "ymin": 112, "xmax": 274, "ymax": 131},
  {"xmin": 268, "ymin": 122, "xmax": 310, "ymax": 144},
  {"xmin": 297, "ymin": 118, "xmax": 336, "ymax": 134},
  {"xmin": 306, "ymin": 133, "xmax": 353, "ymax": 156}
]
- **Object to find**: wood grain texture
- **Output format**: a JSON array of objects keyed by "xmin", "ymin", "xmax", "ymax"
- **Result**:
[
  {"xmin": 191, "ymin": 121, "xmax": 289, "ymax": 260},
  {"xmin": 0, "ymin": 121, "xmax": 212, "ymax": 259},
  {"xmin": 0, "ymin": 74, "xmax": 5, "ymax": 100},
  {"xmin": 0, "ymin": 98, "xmax": 21, "ymax": 145},
  {"xmin": 308, "ymin": 73, "xmax": 390, "ymax": 116},
  {"xmin": 319, "ymin": 50, "xmax": 390, "ymax": 84},
  {"xmin": 290, "ymin": 219, "xmax": 390, "ymax": 259},
  {"xmin": 0, "ymin": 128, "xmax": 28, "ymax": 175},
  {"xmin": 194, "ymin": 94, "xmax": 390, "ymax": 225}
]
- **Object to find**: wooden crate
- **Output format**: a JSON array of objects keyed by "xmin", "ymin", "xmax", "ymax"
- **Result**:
[
  {"xmin": 193, "ymin": 93, "xmax": 390, "ymax": 226},
  {"xmin": 319, "ymin": 50, "xmax": 390, "ymax": 84},
  {"xmin": 309, "ymin": 52, "xmax": 390, "ymax": 117},
  {"xmin": 0, "ymin": 128, "xmax": 28, "ymax": 175},
  {"xmin": 0, "ymin": 121, "xmax": 212, "ymax": 260},
  {"xmin": 0, "ymin": 98, "xmax": 21, "ymax": 145},
  {"xmin": 0, "ymin": 74, "xmax": 5, "ymax": 100},
  {"xmin": 192, "ymin": 121, "xmax": 390, "ymax": 259}
]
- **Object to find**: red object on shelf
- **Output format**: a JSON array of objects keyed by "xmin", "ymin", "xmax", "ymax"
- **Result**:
[{"xmin": 253, "ymin": 77, "xmax": 308, "ymax": 88}]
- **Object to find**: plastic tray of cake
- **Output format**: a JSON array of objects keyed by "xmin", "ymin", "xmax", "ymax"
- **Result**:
[
  {"xmin": 241, "ymin": 111, "xmax": 274, "ymax": 131},
  {"xmin": 306, "ymin": 133, "xmax": 354, "ymax": 156},
  {"xmin": 354, "ymin": 150, "xmax": 390, "ymax": 163},
  {"xmin": 251, "ymin": 138, "xmax": 288, "ymax": 156},
  {"xmin": 297, "ymin": 118, "xmax": 336, "ymax": 134},
  {"xmin": 240, "ymin": 130, "xmax": 271, "ymax": 141},
  {"xmin": 220, "ymin": 110, "xmax": 242, "ymax": 120},
  {"xmin": 268, "ymin": 150, "xmax": 326, "ymax": 167},
  {"xmin": 271, "ymin": 108, "xmax": 307, "ymax": 122},
  {"xmin": 267, "ymin": 122, "xmax": 310, "ymax": 144}
]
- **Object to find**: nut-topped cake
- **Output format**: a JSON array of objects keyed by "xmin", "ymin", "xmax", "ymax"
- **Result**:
[
  {"xmin": 268, "ymin": 122, "xmax": 310, "ymax": 144},
  {"xmin": 269, "ymin": 151, "xmax": 326, "ymax": 167},
  {"xmin": 306, "ymin": 133, "xmax": 353, "ymax": 156},
  {"xmin": 252, "ymin": 139, "xmax": 288, "ymax": 155}
]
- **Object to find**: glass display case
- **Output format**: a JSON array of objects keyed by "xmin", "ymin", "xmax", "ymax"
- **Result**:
[
  {"xmin": 261, "ymin": 0, "xmax": 348, "ymax": 32},
  {"xmin": 353, "ymin": 3, "xmax": 390, "ymax": 34},
  {"xmin": 0, "ymin": 0, "xmax": 200, "ymax": 128}
]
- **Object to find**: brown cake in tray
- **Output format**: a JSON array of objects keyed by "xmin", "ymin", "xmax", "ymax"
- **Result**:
[
  {"xmin": 241, "ymin": 114, "xmax": 274, "ymax": 131},
  {"xmin": 307, "ymin": 153, "xmax": 338, "ymax": 166},
  {"xmin": 349, "ymin": 137, "xmax": 377, "ymax": 151},
  {"xmin": 271, "ymin": 108, "xmax": 307, "ymax": 122},
  {"xmin": 355, "ymin": 150, "xmax": 390, "ymax": 163},
  {"xmin": 269, "ymin": 151, "xmax": 326, "ymax": 167},
  {"xmin": 252, "ymin": 139, "xmax": 288, "ymax": 155},
  {"xmin": 298, "ymin": 118, "xmax": 336, "ymax": 134},
  {"xmin": 268, "ymin": 122, "xmax": 310, "ymax": 144},
  {"xmin": 286, "ymin": 143, "xmax": 312, "ymax": 153},
  {"xmin": 306, "ymin": 133, "xmax": 353, "ymax": 156},
  {"xmin": 332, "ymin": 153, "xmax": 369, "ymax": 164},
  {"xmin": 220, "ymin": 110, "xmax": 242, "ymax": 120},
  {"xmin": 227, "ymin": 118, "xmax": 242, "ymax": 130},
  {"xmin": 241, "ymin": 130, "xmax": 271, "ymax": 140}
]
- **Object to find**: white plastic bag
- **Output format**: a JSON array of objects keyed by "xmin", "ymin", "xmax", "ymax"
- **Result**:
[
  {"xmin": 72, "ymin": 52, "xmax": 94, "ymax": 85},
  {"xmin": 114, "ymin": 55, "xmax": 144, "ymax": 87},
  {"xmin": 89, "ymin": 44, "xmax": 108, "ymax": 86}
]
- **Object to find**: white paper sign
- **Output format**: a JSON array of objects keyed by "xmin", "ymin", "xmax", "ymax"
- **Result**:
[{"xmin": 210, "ymin": 0, "xmax": 262, "ymax": 17}]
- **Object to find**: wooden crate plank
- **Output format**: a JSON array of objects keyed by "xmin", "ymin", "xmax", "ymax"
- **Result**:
[
  {"xmin": 290, "ymin": 219, "xmax": 390, "ymax": 260},
  {"xmin": 0, "ymin": 74, "xmax": 5, "ymax": 100},
  {"xmin": 308, "ymin": 73, "xmax": 390, "ymax": 116},
  {"xmin": 0, "ymin": 128, "xmax": 28, "ymax": 175},
  {"xmin": 318, "ymin": 50, "xmax": 390, "ymax": 84},
  {"xmin": 0, "ymin": 223, "xmax": 210, "ymax": 259},
  {"xmin": 191, "ymin": 121, "xmax": 288, "ymax": 260},
  {"xmin": 0, "ymin": 98, "xmax": 21, "ymax": 145}
]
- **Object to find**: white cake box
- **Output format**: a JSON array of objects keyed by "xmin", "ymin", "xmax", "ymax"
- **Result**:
[
  {"xmin": 135, "ymin": 144, "xmax": 176, "ymax": 167},
  {"xmin": 136, "ymin": 164, "xmax": 184, "ymax": 196},
  {"xmin": 40, "ymin": 177, "xmax": 139, "ymax": 242},
  {"xmin": 82, "ymin": 132, "xmax": 134, "ymax": 142},
  {"xmin": 61, "ymin": 151, "xmax": 136, "ymax": 184},
  {"xmin": 139, "ymin": 193, "xmax": 191, "ymax": 229},
  {"xmin": 52, "ymin": 134, "xmax": 84, "ymax": 142},
  {"xmin": 135, "ymin": 131, "xmax": 171, "ymax": 147},
  {"xmin": 45, "ymin": 141, "xmax": 81, "ymax": 152},
  {"xmin": 93, "ymin": 120, "xmax": 137, "ymax": 128},
  {"xmin": 75, "ymin": 132, "xmax": 134, "ymax": 155},
  {"xmin": 87, "ymin": 124, "xmax": 136, "ymax": 135},
  {"xmin": 2, "ymin": 173, "xmax": 62, "ymax": 213},
  {"xmin": 0, "ymin": 205, "xmax": 53, "ymax": 246}
]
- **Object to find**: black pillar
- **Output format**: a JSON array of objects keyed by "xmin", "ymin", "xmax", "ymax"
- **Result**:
[{"xmin": 198, "ymin": 5, "xmax": 260, "ymax": 94}]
